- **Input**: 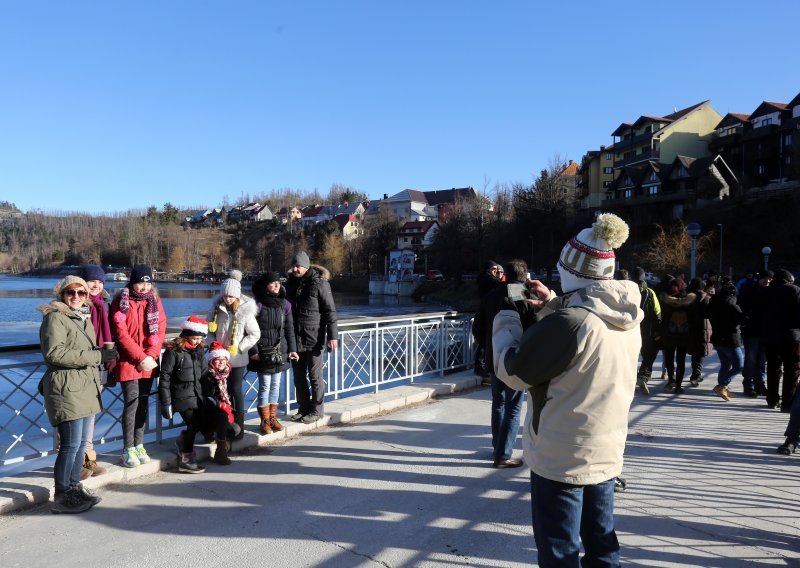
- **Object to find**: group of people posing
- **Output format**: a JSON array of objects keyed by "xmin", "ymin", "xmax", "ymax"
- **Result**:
[{"xmin": 37, "ymin": 251, "xmax": 338, "ymax": 514}]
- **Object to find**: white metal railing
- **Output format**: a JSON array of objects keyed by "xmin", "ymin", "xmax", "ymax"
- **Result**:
[{"xmin": 0, "ymin": 311, "xmax": 473, "ymax": 473}]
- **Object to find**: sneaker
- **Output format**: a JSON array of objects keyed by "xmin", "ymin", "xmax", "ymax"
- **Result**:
[
  {"xmin": 613, "ymin": 477, "xmax": 627, "ymax": 493},
  {"xmin": 178, "ymin": 452, "xmax": 206, "ymax": 474},
  {"xmin": 636, "ymin": 377, "xmax": 650, "ymax": 395},
  {"xmin": 135, "ymin": 444, "xmax": 151, "ymax": 464},
  {"xmin": 664, "ymin": 381, "xmax": 675, "ymax": 393},
  {"xmin": 51, "ymin": 488, "xmax": 93, "ymax": 514},
  {"xmin": 744, "ymin": 390, "xmax": 758, "ymax": 398},
  {"xmin": 713, "ymin": 385, "xmax": 731, "ymax": 401},
  {"xmin": 777, "ymin": 441, "xmax": 797, "ymax": 455},
  {"xmin": 290, "ymin": 411, "xmax": 304, "ymax": 422},
  {"xmin": 74, "ymin": 483, "xmax": 102, "ymax": 507},
  {"xmin": 121, "ymin": 447, "xmax": 141, "ymax": 468},
  {"xmin": 301, "ymin": 413, "xmax": 322, "ymax": 424},
  {"xmin": 690, "ymin": 377, "xmax": 700, "ymax": 387}
]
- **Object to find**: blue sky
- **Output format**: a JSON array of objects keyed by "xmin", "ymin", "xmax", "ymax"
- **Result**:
[{"xmin": 1, "ymin": 1, "xmax": 798, "ymax": 214}]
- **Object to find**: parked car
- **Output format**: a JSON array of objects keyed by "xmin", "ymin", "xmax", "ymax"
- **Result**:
[{"xmin": 426, "ymin": 270, "xmax": 444, "ymax": 281}]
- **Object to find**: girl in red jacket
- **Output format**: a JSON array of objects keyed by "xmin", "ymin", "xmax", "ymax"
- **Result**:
[{"xmin": 109, "ymin": 264, "xmax": 167, "ymax": 467}]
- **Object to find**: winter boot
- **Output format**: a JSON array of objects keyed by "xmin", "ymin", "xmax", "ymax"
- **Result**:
[
  {"xmin": 257, "ymin": 405, "xmax": 272, "ymax": 435},
  {"xmin": 233, "ymin": 412, "xmax": 245, "ymax": 441},
  {"xmin": 83, "ymin": 453, "xmax": 106, "ymax": 478},
  {"xmin": 213, "ymin": 440, "xmax": 232, "ymax": 466},
  {"xmin": 269, "ymin": 403, "xmax": 284, "ymax": 432}
]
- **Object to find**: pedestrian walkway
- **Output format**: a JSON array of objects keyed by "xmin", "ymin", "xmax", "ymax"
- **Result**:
[{"xmin": 1, "ymin": 356, "xmax": 799, "ymax": 567}]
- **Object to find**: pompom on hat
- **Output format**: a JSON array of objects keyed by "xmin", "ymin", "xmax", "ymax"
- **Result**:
[
  {"xmin": 180, "ymin": 315, "xmax": 208, "ymax": 337},
  {"xmin": 207, "ymin": 341, "xmax": 230, "ymax": 362},
  {"xmin": 220, "ymin": 269, "xmax": 243, "ymax": 299},
  {"xmin": 557, "ymin": 213, "xmax": 630, "ymax": 293}
]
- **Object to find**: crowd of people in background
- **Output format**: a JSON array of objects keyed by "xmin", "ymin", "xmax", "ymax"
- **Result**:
[{"xmin": 37, "ymin": 250, "xmax": 338, "ymax": 514}]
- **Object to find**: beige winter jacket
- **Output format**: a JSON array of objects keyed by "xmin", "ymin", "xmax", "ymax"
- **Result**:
[{"xmin": 492, "ymin": 280, "xmax": 643, "ymax": 485}]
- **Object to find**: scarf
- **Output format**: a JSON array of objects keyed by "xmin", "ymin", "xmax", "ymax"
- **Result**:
[
  {"xmin": 89, "ymin": 293, "xmax": 113, "ymax": 347},
  {"xmin": 72, "ymin": 306, "xmax": 91, "ymax": 321},
  {"xmin": 208, "ymin": 363, "xmax": 232, "ymax": 406},
  {"xmin": 118, "ymin": 286, "xmax": 160, "ymax": 339}
]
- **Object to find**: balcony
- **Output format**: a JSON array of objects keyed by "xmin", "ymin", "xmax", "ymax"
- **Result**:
[
  {"xmin": 613, "ymin": 149, "xmax": 653, "ymax": 168},
  {"xmin": 604, "ymin": 187, "xmax": 691, "ymax": 207},
  {"xmin": 743, "ymin": 124, "xmax": 779, "ymax": 140},
  {"xmin": 608, "ymin": 130, "xmax": 654, "ymax": 152}
]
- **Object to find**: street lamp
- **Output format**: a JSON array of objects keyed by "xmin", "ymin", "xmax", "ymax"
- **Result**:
[
  {"xmin": 686, "ymin": 223, "xmax": 701, "ymax": 279},
  {"xmin": 717, "ymin": 224, "xmax": 723, "ymax": 276},
  {"xmin": 762, "ymin": 246, "xmax": 771, "ymax": 271}
]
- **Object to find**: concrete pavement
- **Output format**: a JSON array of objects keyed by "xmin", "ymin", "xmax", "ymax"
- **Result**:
[{"xmin": 1, "ymin": 360, "xmax": 799, "ymax": 567}]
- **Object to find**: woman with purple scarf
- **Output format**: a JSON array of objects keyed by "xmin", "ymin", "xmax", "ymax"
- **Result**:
[
  {"xmin": 77, "ymin": 264, "xmax": 117, "ymax": 479},
  {"xmin": 109, "ymin": 264, "xmax": 167, "ymax": 468}
]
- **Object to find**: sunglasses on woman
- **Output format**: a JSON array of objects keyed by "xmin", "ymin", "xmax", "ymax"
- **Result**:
[{"xmin": 64, "ymin": 289, "xmax": 88, "ymax": 298}]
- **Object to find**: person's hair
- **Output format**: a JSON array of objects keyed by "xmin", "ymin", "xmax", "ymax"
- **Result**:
[
  {"xmin": 503, "ymin": 259, "xmax": 528, "ymax": 282},
  {"xmin": 615, "ymin": 269, "xmax": 629, "ymax": 281},
  {"xmin": 172, "ymin": 336, "xmax": 205, "ymax": 351},
  {"xmin": 687, "ymin": 277, "xmax": 705, "ymax": 293},
  {"xmin": 224, "ymin": 298, "xmax": 240, "ymax": 313}
]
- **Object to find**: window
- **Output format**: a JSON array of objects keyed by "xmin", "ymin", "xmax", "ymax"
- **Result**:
[
  {"xmin": 624, "ymin": 189, "xmax": 632, "ymax": 199},
  {"xmin": 786, "ymin": 156, "xmax": 792, "ymax": 165},
  {"xmin": 602, "ymin": 181, "xmax": 612, "ymax": 188},
  {"xmin": 603, "ymin": 167, "xmax": 613, "ymax": 174},
  {"xmin": 649, "ymin": 171, "xmax": 658, "ymax": 182},
  {"xmin": 678, "ymin": 166, "xmax": 689, "ymax": 177},
  {"xmin": 757, "ymin": 165, "xmax": 765, "ymax": 174},
  {"xmin": 761, "ymin": 117, "xmax": 773, "ymax": 127},
  {"xmin": 785, "ymin": 133, "xmax": 793, "ymax": 146},
  {"xmin": 605, "ymin": 152, "xmax": 612, "ymax": 160},
  {"xmin": 648, "ymin": 186, "xmax": 659, "ymax": 196},
  {"xmin": 624, "ymin": 176, "xmax": 633, "ymax": 187}
]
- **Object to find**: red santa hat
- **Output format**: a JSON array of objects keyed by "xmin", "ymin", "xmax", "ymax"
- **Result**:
[
  {"xmin": 207, "ymin": 340, "xmax": 230, "ymax": 362},
  {"xmin": 180, "ymin": 315, "xmax": 208, "ymax": 337}
]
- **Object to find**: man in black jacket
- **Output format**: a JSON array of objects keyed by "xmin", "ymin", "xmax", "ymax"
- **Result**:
[
  {"xmin": 285, "ymin": 251, "xmax": 338, "ymax": 423},
  {"xmin": 762, "ymin": 269, "xmax": 800, "ymax": 412},
  {"xmin": 472, "ymin": 259, "xmax": 535, "ymax": 468}
]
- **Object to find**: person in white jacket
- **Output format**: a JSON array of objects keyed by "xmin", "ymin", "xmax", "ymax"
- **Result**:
[
  {"xmin": 206, "ymin": 269, "xmax": 260, "ymax": 439},
  {"xmin": 492, "ymin": 213, "xmax": 642, "ymax": 568}
]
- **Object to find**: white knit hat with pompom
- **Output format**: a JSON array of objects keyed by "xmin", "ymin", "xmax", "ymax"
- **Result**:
[
  {"xmin": 557, "ymin": 213, "xmax": 630, "ymax": 293},
  {"xmin": 220, "ymin": 269, "xmax": 243, "ymax": 299}
]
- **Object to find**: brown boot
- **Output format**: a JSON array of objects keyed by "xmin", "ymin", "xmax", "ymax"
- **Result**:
[
  {"xmin": 269, "ymin": 404, "xmax": 284, "ymax": 432},
  {"xmin": 213, "ymin": 440, "xmax": 232, "ymax": 465},
  {"xmin": 84, "ymin": 454, "xmax": 107, "ymax": 477},
  {"xmin": 257, "ymin": 406, "xmax": 272, "ymax": 435}
]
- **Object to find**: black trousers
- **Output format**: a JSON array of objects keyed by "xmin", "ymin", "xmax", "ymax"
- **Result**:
[
  {"xmin": 226, "ymin": 365, "xmax": 245, "ymax": 414},
  {"xmin": 179, "ymin": 407, "xmax": 228, "ymax": 451},
  {"xmin": 638, "ymin": 338, "xmax": 660, "ymax": 380},
  {"xmin": 120, "ymin": 378, "xmax": 154, "ymax": 449},
  {"xmin": 292, "ymin": 349, "xmax": 325, "ymax": 416},
  {"xmin": 766, "ymin": 340, "xmax": 800, "ymax": 410}
]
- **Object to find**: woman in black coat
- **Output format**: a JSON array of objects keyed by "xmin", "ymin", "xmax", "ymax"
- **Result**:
[
  {"xmin": 250, "ymin": 272, "xmax": 298, "ymax": 435},
  {"xmin": 708, "ymin": 280, "xmax": 747, "ymax": 401}
]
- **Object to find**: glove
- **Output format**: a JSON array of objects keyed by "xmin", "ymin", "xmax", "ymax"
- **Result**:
[
  {"xmin": 100, "ymin": 348, "xmax": 119, "ymax": 364},
  {"xmin": 160, "ymin": 403, "xmax": 173, "ymax": 420},
  {"xmin": 140, "ymin": 356, "xmax": 158, "ymax": 371},
  {"xmin": 218, "ymin": 401, "xmax": 235, "ymax": 424},
  {"xmin": 105, "ymin": 358, "xmax": 117, "ymax": 373}
]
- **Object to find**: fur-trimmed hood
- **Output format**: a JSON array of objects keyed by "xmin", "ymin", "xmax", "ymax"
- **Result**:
[
  {"xmin": 309, "ymin": 264, "xmax": 331, "ymax": 281},
  {"xmin": 37, "ymin": 300, "xmax": 82, "ymax": 318}
]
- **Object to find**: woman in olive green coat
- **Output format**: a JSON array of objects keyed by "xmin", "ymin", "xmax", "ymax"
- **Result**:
[{"xmin": 38, "ymin": 275, "xmax": 116, "ymax": 514}]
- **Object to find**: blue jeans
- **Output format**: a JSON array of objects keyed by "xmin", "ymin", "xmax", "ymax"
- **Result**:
[
  {"xmin": 531, "ymin": 472, "xmax": 620, "ymax": 567},
  {"xmin": 742, "ymin": 336, "xmax": 766, "ymax": 392},
  {"xmin": 490, "ymin": 373, "xmax": 524, "ymax": 461},
  {"xmin": 54, "ymin": 416, "xmax": 92, "ymax": 494},
  {"xmin": 715, "ymin": 345, "xmax": 744, "ymax": 388},
  {"xmin": 257, "ymin": 371, "xmax": 282, "ymax": 406}
]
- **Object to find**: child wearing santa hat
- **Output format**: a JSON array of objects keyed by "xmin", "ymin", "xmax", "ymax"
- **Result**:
[{"xmin": 204, "ymin": 341, "xmax": 241, "ymax": 465}]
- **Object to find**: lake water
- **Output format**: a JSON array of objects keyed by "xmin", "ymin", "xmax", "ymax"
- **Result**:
[{"xmin": 0, "ymin": 274, "xmax": 446, "ymax": 350}]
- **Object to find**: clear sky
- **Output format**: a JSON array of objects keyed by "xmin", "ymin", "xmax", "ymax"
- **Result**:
[{"xmin": 1, "ymin": 1, "xmax": 798, "ymax": 215}]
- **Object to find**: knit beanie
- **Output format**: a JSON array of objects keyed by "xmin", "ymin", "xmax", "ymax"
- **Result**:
[
  {"xmin": 54, "ymin": 275, "xmax": 89, "ymax": 299},
  {"xmin": 557, "ymin": 213, "xmax": 630, "ymax": 293},
  {"xmin": 180, "ymin": 315, "xmax": 208, "ymax": 337},
  {"xmin": 207, "ymin": 340, "xmax": 230, "ymax": 362},
  {"xmin": 290, "ymin": 251, "xmax": 311, "ymax": 269},
  {"xmin": 220, "ymin": 269, "xmax": 243, "ymax": 298},
  {"xmin": 80, "ymin": 264, "xmax": 106, "ymax": 284},
  {"xmin": 252, "ymin": 272, "xmax": 282, "ymax": 301},
  {"xmin": 130, "ymin": 264, "xmax": 153, "ymax": 284}
]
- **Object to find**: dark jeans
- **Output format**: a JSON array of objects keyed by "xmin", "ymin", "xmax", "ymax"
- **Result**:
[
  {"xmin": 784, "ymin": 387, "xmax": 800, "ymax": 445},
  {"xmin": 292, "ymin": 349, "xmax": 325, "ymax": 416},
  {"xmin": 490, "ymin": 373, "xmax": 524, "ymax": 461},
  {"xmin": 663, "ymin": 337, "xmax": 689, "ymax": 387},
  {"xmin": 742, "ymin": 335, "xmax": 767, "ymax": 392},
  {"xmin": 715, "ymin": 345, "xmax": 744, "ymax": 387},
  {"xmin": 531, "ymin": 472, "xmax": 620, "ymax": 568},
  {"xmin": 637, "ymin": 338, "xmax": 659, "ymax": 380},
  {"xmin": 179, "ymin": 407, "xmax": 228, "ymax": 451},
  {"xmin": 227, "ymin": 365, "xmax": 245, "ymax": 414},
  {"xmin": 121, "ymin": 378, "xmax": 154, "ymax": 449},
  {"xmin": 765, "ymin": 340, "xmax": 800, "ymax": 410},
  {"xmin": 54, "ymin": 416, "xmax": 92, "ymax": 494}
]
